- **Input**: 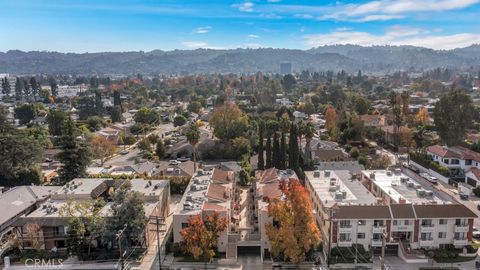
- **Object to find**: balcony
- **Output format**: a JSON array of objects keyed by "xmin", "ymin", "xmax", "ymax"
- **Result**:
[
  {"xmin": 337, "ymin": 239, "xmax": 353, "ymax": 247},
  {"xmin": 419, "ymin": 238, "xmax": 434, "ymax": 247},
  {"xmin": 339, "ymin": 226, "xmax": 353, "ymax": 233},
  {"xmin": 391, "ymin": 224, "xmax": 414, "ymax": 232},
  {"xmin": 420, "ymin": 225, "xmax": 435, "ymax": 233},
  {"xmin": 372, "ymin": 226, "xmax": 385, "ymax": 234},
  {"xmin": 454, "ymin": 224, "xmax": 469, "ymax": 233},
  {"xmin": 453, "ymin": 239, "xmax": 468, "ymax": 246},
  {"xmin": 372, "ymin": 239, "xmax": 383, "ymax": 247}
]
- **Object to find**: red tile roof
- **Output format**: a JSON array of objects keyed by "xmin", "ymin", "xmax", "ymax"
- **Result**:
[
  {"xmin": 255, "ymin": 168, "xmax": 278, "ymax": 183},
  {"xmin": 211, "ymin": 168, "xmax": 234, "ymax": 183},
  {"xmin": 258, "ymin": 182, "xmax": 283, "ymax": 201},
  {"xmin": 427, "ymin": 145, "xmax": 480, "ymax": 162},
  {"xmin": 203, "ymin": 202, "xmax": 226, "ymax": 211},
  {"xmin": 206, "ymin": 183, "xmax": 230, "ymax": 202}
]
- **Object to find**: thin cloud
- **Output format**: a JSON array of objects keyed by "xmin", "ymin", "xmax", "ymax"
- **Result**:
[
  {"xmin": 182, "ymin": 41, "xmax": 209, "ymax": 49},
  {"xmin": 233, "ymin": 2, "xmax": 255, "ymax": 12},
  {"xmin": 322, "ymin": 0, "xmax": 479, "ymax": 21},
  {"xmin": 304, "ymin": 28, "xmax": 480, "ymax": 50},
  {"xmin": 193, "ymin": 26, "xmax": 212, "ymax": 34},
  {"xmin": 247, "ymin": 34, "xmax": 259, "ymax": 38}
]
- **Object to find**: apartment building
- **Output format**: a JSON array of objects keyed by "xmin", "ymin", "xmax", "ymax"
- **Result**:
[
  {"xmin": 172, "ymin": 168, "xmax": 233, "ymax": 253},
  {"xmin": 0, "ymin": 186, "xmax": 60, "ymax": 237},
  {"xmin": 13, "ymin": 178, "xmax": 170, "ymax": 251},
  {"xmin": 254, "ymin": 168, "xmax": 297, "ymax": 260},
  {"xmin": 304, "ymin": 169, "xmax": 477, "ymax": 262}
]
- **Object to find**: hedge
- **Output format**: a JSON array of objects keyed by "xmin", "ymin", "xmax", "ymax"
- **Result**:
[{"xmin": 409, "ymin": 152, "xmax": 450, "ymax": 177}]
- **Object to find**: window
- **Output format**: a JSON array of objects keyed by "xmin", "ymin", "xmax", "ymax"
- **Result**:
[
  {"xmin": 357, "ymin": 233, "xmax": 365, "ymax": 239},
  {"xmin": 466, "ymin": 160, "xmax": 472, "ymax": 165},
  {"xmin": 54, "ymin": 226, "xmax": 65, "ymax": 236},
  {"xmin": 374, "ymin": 220, "xmax": 384, "ymax": 227},
  {"xmin": 438, "ymin": 232, "xmax": 447, "ymax": 238},
  {"xmin": 358, "ymin": 220, "xmax": 366, "ymax": 226},
  {"xmin": 421, "ymin": 233, "xmax": 432, "ymax": 241},
  {"xmin": 451, "ymin": 159, "xmax": 460, "ymax": 165},
  {"xmin": 421, "ymin": 219, "xmax": 433, "ymax": 227},
  {"xmin": 443, "ymin": 159, "xmax": 449, "ymax": 164},
  {"xmin": 393, "ymin": 220, "xmax": 399, "ymax": 226},
  {"xmin": 340, "ymin": 220, "xmax": 351, "ymax": 228},
  {"xmin": 455, "ymin": 232, "xmax": 466, "ymax": 240},
  {"xmin": 373, "ymin": 233, "xmax": 382, "ymax": 240},
  {"xmin": 455, "ymin": 219, "xmax": 468, "ymax": 227},
  {"xmin": 404, "ymin": 220, "xmax": 411, "ymax": 225},
  {"xmin": 439, "ymin": 219, "xmax": 448, "ymax": 225},
  {"xmin": 181, "ymin": 223, "xmax": 189, "ymax": 229},
  {"xmin": 339, "ymin": 233, "xmax": 351, "ymax": 242}
]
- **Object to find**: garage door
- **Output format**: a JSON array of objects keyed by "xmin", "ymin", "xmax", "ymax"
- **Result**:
[{"xmin": 237, "ymin": 245, "xmax": 261, "ymax": 255}]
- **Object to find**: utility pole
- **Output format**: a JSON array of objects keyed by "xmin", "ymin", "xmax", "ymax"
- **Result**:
[
  {"xmin": 156, "ymin": 216, "xmax": 162, "ymax": 270},
  {"xmin": 380, "ymin": 231, "xmax": 387, "ymax": 270},
  {"xmin": 116, "ymin": 224, "xmax": 127, "ymax": 270}
]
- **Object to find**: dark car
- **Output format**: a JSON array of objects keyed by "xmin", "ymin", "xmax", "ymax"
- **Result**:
[{"xmin": 460, "ymin": 193, "xmax": 469, "ymax": 200}]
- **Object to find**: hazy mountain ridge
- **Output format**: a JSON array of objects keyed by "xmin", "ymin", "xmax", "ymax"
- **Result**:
[{"xmin": 1, "ymin": 45, "xmax": 479, "ymax": 75}]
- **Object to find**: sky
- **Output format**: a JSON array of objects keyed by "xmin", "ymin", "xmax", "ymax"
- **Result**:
[{"xmin": 0, "ymin": 0, "xmax": 479, "ymax": 52}]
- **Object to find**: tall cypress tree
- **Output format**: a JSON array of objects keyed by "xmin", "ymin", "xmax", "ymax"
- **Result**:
[
  {"xmin": 258, "ymin": 121, "xmax": 265, "ymax": 170},
  {"xmin": 280, "ymin": 132, "xmax": 286, "ymax": 170},
  {"xmin": 15, "ymin": 77, "xmax": 23, "ymax": 100},
  {"xmin": 265, "ymin": 135, "xmax": 272, "ymax": 169},
  {"xmin": 289, "ymin": 123, "xmax": 299, "ymax": 170},
  {"xmin": 272, "ymin": 132, "xmax": 280, "ymax": 169},
  {"xmin": 57, "ymin": 118, "xmax": 91, "ymax": 184}
]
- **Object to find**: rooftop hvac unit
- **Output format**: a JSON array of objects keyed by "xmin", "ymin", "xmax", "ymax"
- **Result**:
[
  {"xmin": 341, "ymin": 190, "xmax": 347, "ymax": 199},
  {"xmin": 425, "ymin": 190, "xmax": 434, "ymax": 197},
  {"xmin": 325, "ymin": 170, "xmax": 331, "ymax": 177},
  {"xmin": 400, "ymin": 177, "xmax": 409, "ymax": 183},
  {"xmin": 386, "ymin": 170, "xmax": 392, "ymax": 176},
  {"xmin": 286, "ymin": 169, "xmax": 292, "ymax": 174},
  {"xmin": 186, "ymin": 193, "xmax": 193, "ymax": 201},
  {"xmin": 415, "ymin": 184, "xmax": 422, "ymax": 189},
  {"xmin": 313, "ymin": 170, "xmax": 321, "ymax": 178},
  {"xmin": 394, "ymin": 168, "xmax": 401, "ymax": 175},
  {"xmin": 407, "ymin": 182, "xmax": 414, "ymax": 188},
  {"xmin": 329, "ymin": 185, "xmax": 337, "ymax": 192},
  {"xmin": 416, "ymin": 189, "xmax": 426, "ymax": 197},
  {"xmin": 335, "ymin": 191, "xmax": 343, "ymax": 200}
]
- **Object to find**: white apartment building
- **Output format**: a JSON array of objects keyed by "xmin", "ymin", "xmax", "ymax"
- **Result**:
[
  {"xmin": 304, "ymin": 169, "xmax": 477, "ymax": 262},
  {"xmin": 57, "ymin": 84, "xmax": 89, "ymax": 97},
  {"xmin": 172, "ymin": 168, "xmax": 234, "ymax": 254}
]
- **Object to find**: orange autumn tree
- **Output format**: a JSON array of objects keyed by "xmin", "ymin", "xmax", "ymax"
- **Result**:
[
  {"xmin": 324, "ymin": 106, "xmax": 337, "ymax": 130},
  {"xmin": 415, "ymin": 106, "xmax": 430, "ymax": 125},
  {"xmin": 266, "ymin": 179, "xmax": 320, "ymax": 263},
  {"xmin": 180, "ymin": 212, "xmax": 228, "ymax": 262}
]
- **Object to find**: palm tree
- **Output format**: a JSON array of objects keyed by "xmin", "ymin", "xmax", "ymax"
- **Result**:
[
  {"xmin": 297, "ymin": 120, "xmax": 306, "ymax": 147},
  {"xmin": 304, "ymin": 122, "xmax": 316, "ymax": 164},
  {"xmin": 186, "ymin": 123, "xmax": 201, "ymax": 172}
]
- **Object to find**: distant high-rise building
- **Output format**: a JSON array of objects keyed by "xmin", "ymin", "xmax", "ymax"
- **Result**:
[{"xmin": 280, "ymin": 62, "xmax": 292, "ymax": 74}]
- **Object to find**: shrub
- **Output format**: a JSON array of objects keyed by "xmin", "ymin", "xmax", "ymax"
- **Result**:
[{"xmin": 410, "ymin": 152, "xmax": 450, "ymax": 177}]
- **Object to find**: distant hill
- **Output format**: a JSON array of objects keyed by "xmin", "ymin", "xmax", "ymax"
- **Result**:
[{"xmin": 1, "ymin": 45, "xmax": 479, "ymax": 75}]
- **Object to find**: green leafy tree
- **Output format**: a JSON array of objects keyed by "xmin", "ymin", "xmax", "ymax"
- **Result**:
[
  {"xmin": 14, "ymin": 103, "xmax": 37, "ymax": 125},
  {"xmin": 134, "ymin": 107, "xmax": 160, "ymax": 125},
  {"xmin": 433, "ymin": 89, "xmax": 475, "ymax": 146},
  {"xmin": 47, "ymin": 109, "xmax": 68, "ymax": 136},
  {"xmin": 57, "ymin": 118, "xmax": 91, "ymax": 184},
  {"xmin": 280, "ymin": 133, "xmax": 287, "ymax": 170},
  {"xmin": 86, "ymin": 116, "xmax": 105, "ymax": 131},
  {"xmin": 209, "ymin": 103, "xmax": 248, "ymax": 141},
  {"xmin": 49, "ymin": 77, "xmax": 58, "ymax": 97},
  {"xmin": 354, "ymin": 96, "xmax": 370, "ymax": 115},
  {"xmin": 188, "ymin": 101, "xmax": 202, "ymax": 114},
  {"xmin": 173, "ymin": 115, "xmax": 187, "ymax": 127},
  {"xmin": 2, "ymin": 77, "xmax": 11, "ymax": 96},
  {"xmin": 109, "ymin": 180, "xmax": 146, "ymax": 247}
]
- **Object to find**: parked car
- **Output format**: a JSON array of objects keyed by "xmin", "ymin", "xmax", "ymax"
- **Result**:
[
  {"xmin": 473, "ymin": 227, "xmax": 480, "ymax": 238},
  {"xmin": 460, "ymin": 193, "xmax": 469, "ymax": 200},
  {"xmin": 169, "ymin": 160, "xmax": 180, "ymax": 165},
  {"xmin": 119, "ymin": 150, "xmax": 129, "ymax": 155}
]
